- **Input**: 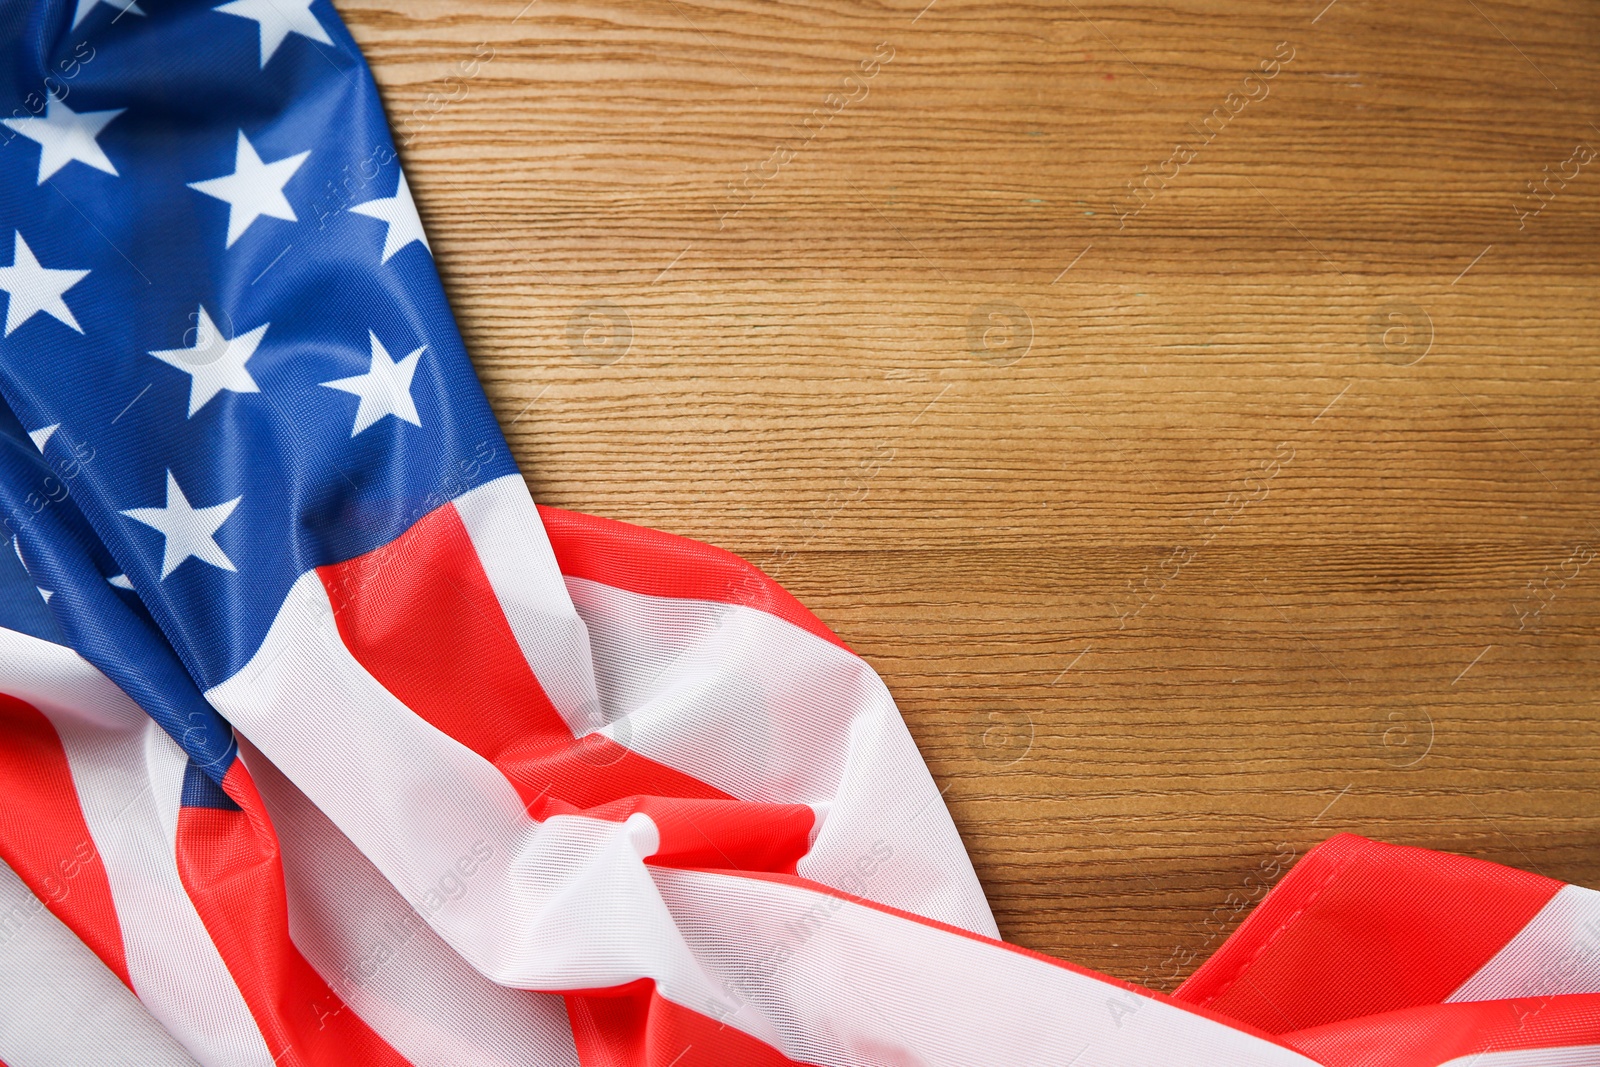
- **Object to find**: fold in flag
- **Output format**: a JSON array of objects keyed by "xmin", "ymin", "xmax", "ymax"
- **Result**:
[{"xmin": 0, "ymin": 2, "xmax": 1595, "ymax": 1065}]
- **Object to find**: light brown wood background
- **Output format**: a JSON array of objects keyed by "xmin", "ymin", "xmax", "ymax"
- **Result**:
[{"xmin": 338, "ymin": 0, "xmax": 1600, "ymax": 989}]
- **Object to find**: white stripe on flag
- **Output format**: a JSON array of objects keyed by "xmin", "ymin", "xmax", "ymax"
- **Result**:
[
  {"xmin": 1448, "ymin": 883, "xmax": 1600, "ymax": 1002},
  {"xmin": 240, "ymin": 737, "xmax": 582, "ymax": 1067},
  {"xmin": 652, "ymin": 866, "xmax": 1319, "ymax": 1067},
  {"xmin": 455, "ymin": 474, "xmax": 604, "ymax": 733},
  {"xmin": 0, "ymin": 628, "xmax": 273, "ymax": 1067},
  {"xmin": 1437, "ymin": 1048, "xmax": 1600, "ymax": 1067},
  {"xmin": 208, "ymin": 570, "xmax": 534, "ymax": 925},
  {"xmin": 0, "ymin": 855, "xmax": 200, "ymax": 1067},
  {"xmin": 565, "ymin": 573, "xmax": 998, "ymax": 936}
]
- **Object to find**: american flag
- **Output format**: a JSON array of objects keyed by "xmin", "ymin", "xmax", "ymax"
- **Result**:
[{"xmin": 0, "ymin": 1, "xmax": 1596, "ymax": 1064}]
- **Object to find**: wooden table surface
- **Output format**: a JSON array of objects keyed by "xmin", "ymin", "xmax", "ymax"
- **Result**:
[{"xmin": 340, "ymin": 0, "xmax": 1600, "ymax": 988}]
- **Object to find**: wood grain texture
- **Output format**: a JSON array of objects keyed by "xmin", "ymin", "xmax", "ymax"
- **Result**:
[{"xmin": 337, "ymin": 0, "xmax": 1600, "ymax": 988}]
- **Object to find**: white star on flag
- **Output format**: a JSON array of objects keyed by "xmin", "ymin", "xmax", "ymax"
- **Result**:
[
  {"xmin": 72, "ymin": 0, "xmax": 143, "ymax": 29},
  {"xmin": 8, "ymin": 539, "xmax": 49, "ymax": 603},
  {"xmin": 0, "ymin": 232, "xmax": 89, "ymax": 336},
  {"xmin": 214, "ymin": 0, "xmax": 333, "ymax": 68},
  {"xmin": 27, "ymin": 424, "xmax": 59, "ymax": 452},
  {"xmin": 321, "ymin": 331, "xmax": 424, "ymax": 436},
  {"xmin": 150, "ymin": 306, "xmax": 269, "ymax": 417},
  {"xmin": 2, "ymin": 97, "xmax": 125, "ymax": 184},
  {"xmin": 121, "ymin": 471, "xmax": 242, "ymax": 579},
  {"xmin": 188, "ymin": 131, "xmax": 309, "ymax": 248},
  {"xmin": 350, "ymin": 171, "xmax": 431, "ymax": 264}
]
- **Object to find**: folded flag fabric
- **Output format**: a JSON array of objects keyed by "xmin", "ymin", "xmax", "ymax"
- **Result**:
[{"xmin": 0, "ymin": 2, "xmax": 1595, "ymax": 1064}]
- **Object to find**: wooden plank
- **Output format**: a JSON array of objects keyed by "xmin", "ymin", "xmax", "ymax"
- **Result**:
[{"xmin": 339, "ymin": 0, "xmax": 1600, "ymax": 987}]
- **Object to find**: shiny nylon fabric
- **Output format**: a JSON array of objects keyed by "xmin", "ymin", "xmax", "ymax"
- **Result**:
[{"xmin": 0, "ymin": 1, "xmax": 1596, "ymax": 1065}]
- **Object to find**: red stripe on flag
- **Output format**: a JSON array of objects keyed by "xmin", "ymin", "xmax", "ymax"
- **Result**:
[
  {"xmin": 565, "ymin": 979, "xmax": 821, "ymax": 1067},
  {"xmin": 537, "ymin": 504, "xmax": 850, "ymax": 652},
  {"xmin": 318, "ymin": 502, "xmax": 815, "ymax": 874},
  {"xmin": 0, "ymin": 693, "xmax": 129, "ymax": 986},
  {"xmin": 1174, "ymin": 833, "xmax": 1563, "ymax": 1035},
  {"xmin": 174, "ymin": 760, "xmax": 411, "ymax": 1067},
  {"xmin": 1281, "ymin": 990, "xmax": 1600, "ymax": 1065}
]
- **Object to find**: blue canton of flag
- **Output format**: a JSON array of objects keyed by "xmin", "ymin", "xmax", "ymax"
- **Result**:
[{"xmin": 0, "ymin": 0, "xmax": 516, "ymax": 758}]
